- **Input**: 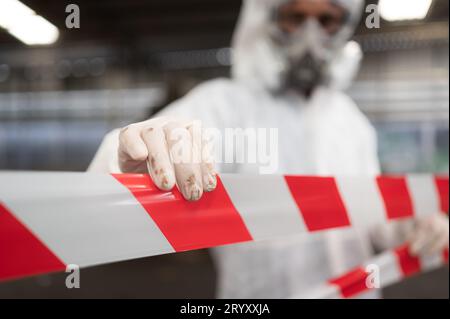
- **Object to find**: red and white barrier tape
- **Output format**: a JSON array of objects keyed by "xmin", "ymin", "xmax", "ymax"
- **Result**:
[
  {"xmin": 0, "ymin": 172, "xmax": 448, "ymax": 283},
  {"xmin": 296, "ymin": 244, "xmax": 449, "ymax": 299}
]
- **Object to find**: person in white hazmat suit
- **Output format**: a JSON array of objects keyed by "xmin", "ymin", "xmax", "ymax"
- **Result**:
[{"xmin": 89, "ymin": 0, "xmax": 449, "ymax": 298}]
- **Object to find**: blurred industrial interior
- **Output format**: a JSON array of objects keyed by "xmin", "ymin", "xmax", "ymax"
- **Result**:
[{"xmin": 0, "ymin": 0, "xmax": 448, "ymax": 298}]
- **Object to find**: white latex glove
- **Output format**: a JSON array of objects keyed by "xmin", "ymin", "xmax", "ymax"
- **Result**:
[
  {"xmin": 408, "ymin": 213, "xmax": 449, "ymax": 256},
  {"xmin": 118, "ymin": 117, "xmax": 217, "ymax": 201}
]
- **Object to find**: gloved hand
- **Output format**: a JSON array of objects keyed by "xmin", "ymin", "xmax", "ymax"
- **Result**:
[
  {"xmin": 408, "ymin": 213, "xmax": 449, "ymax": 256},
  {"xmin": 118, "ymin": 117, "xmax": 217, "ymax": 201}
]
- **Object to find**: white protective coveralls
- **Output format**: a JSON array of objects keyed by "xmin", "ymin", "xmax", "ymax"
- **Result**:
[{"xmin": 88, "ymin": 0, "xmax": 405, "ymax": 298}]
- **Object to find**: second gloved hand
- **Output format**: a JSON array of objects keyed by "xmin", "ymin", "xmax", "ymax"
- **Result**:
[
  {"xmin": 118, "ymin": 117, "xmax": 217, "ymax": 201},
  {"xmin": 408, "ymin": 213, "xmax": 449, "ymax": 256}
]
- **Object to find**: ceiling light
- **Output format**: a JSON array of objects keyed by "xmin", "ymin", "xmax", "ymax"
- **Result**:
[
  {"xmin": 379, "ymin": 0, "xmax": 433, "ymax": 21},
  {"xmin": 0, "ymin": 0, "xmax": 59, "ymax": 45}
]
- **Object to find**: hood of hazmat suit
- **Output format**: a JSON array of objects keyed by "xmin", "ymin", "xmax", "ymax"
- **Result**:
[
  {"xmin": 232, "ymin": 0, "xmax": 364, "ymax": 95},
  {"xmin": 89, "ymin": 0, "xmax": 381, "ymax": 298}
]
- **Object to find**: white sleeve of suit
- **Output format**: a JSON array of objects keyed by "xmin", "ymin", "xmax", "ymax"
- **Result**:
[{"xmin": 88, "ymin": 129, "xmax": 121, "ymax": 173}]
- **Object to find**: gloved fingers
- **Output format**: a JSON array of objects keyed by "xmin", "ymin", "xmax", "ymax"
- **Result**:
[
  {"xmin": 186, "ymin": 120, "xmax": 203, "ymax": 168},
  {"xmin": 164, "ymin": 121, "xmax": 203, "ymax": 201},
  {"xmin": 409, "ymin": 214, "xmax": 449, "ymax": 256},
  {"xmin": 189, "ymin": 124, "xmax": 217, "ymax": 193},
  {"xmin": 118, "ymin": 124, "xmax": 149, "ymax": 172},
  {"xmin": 186, "ymin": 121, "xmax": 213, "ymax": 193},
  {"xmin": 427, "ymin": 231, "xmax": 449, "ymax": 255},
  {"xmin": 140, "ymin": 125, "xmax": 176, "ymax": 191},
  {"xmin": 426, "ymin": 215, "xmax": 449, "ymax": 255},
  {"xmin": 417, "ymin": 229, "xmax": 442, "ymax": 256},
  {"xmin": 409, "ymin": 224, "xmax": 429, "ymax": 256}
]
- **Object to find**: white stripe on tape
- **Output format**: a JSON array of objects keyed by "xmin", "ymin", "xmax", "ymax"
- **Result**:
[
  {"xmin": 221, "ymin": 174, "xmax": 307, "ymax": 240},
  {"xmin": 407, "ymin": 175, "xmax": 441, "ymax": 217},
  {"xmin": 297, "ymin": 284, "xmax": 341, "ymax": 299},
  {"xmin": 0, "ymin": 172, "xmax": 174, "ymax": 267},
  {"xmin": 420, "ymin": 253, "xmax": 445, "ymax": 271},
  {"xmin": 335, "ymin": 176, "xmax": 386, "ymax": 228}
]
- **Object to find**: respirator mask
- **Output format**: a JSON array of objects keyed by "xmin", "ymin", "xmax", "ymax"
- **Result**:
[{"xmin": 269, "ymin": 0, "xmax": 350, "ymax": 96}]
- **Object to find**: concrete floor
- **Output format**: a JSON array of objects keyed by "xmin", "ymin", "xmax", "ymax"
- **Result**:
[{"xmin": 0, "ymin": 250, "xmax": 448, "ymax": 299}]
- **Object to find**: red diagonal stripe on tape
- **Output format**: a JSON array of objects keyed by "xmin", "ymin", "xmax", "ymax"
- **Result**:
[
  {"xmin": 443, "ymin": 249, "xmax": 449, "ymax": 263},
  {"xmin": 377, "ymin": 176, "xmax": 414, "ymax": 220},
  {"xmin": 284, "ymin": 176, "xmax": 351, "ymax": 231},
  {"xmin": 113, "ymin": 174, "xmax": 252, "ymax": 252},
  {"xmin": 0, "ymin": 203, "xmax": 65, "ymax": 281},
  {"xmin": 394, "ymin": 245, "xmax": 421, "ymax": 277},
  {"xmin": 435, "ymin": 177, "xmax": 449, "ymax": 213},
  {"xmin": 328, "ymin": 267, "xmax": 369, "ymax": 298}
]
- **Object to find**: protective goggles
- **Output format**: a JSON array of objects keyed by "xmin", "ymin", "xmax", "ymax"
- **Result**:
[{"xmin": 272, "ymin": 0, "xmax": 350, "ymax": 36}]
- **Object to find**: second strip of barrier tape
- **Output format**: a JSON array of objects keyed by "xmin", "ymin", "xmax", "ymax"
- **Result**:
[{"xmin": 295, "ymin": 244, "xmax": 449, "ymax": 299}]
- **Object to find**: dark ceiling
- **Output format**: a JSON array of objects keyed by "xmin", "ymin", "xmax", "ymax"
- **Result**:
[
  {"xmin": 0, "ymin": 0, "xmax": 242, "ymax": 50},
  {"xmin": 0, "ymin": 0, "xmax": 448, "ymax": 51}
]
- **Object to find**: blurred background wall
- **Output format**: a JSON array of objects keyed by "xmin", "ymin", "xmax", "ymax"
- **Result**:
[{"xmin": 0, "ymin": 0, "xmax": 448, "ymax": 298}]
